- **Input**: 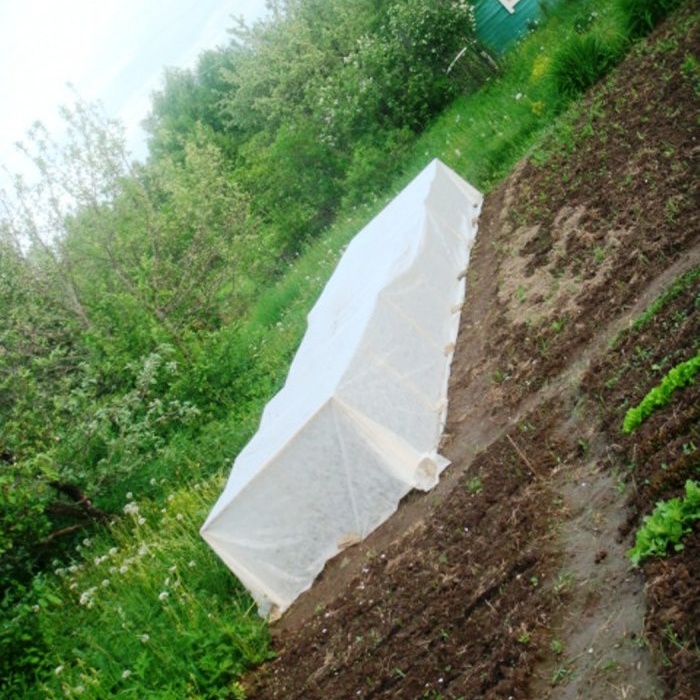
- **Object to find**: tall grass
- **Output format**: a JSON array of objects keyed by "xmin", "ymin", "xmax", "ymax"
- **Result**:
[
  {"xmin": 5, "ymin": 479, "xmax": 270, "ymax": 699},
  {"xmin": 617, "ymin": 0, "xmax": 685, "ymax": 38}
]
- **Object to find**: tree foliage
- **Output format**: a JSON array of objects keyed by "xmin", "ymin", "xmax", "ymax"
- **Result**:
[
  {"xmin": 143, "ymin": 0, "xmax": 489, "ymax": 253},
  {"xmin": 0, "ymin": 102, "xmax": 258, "ymax": 586}
]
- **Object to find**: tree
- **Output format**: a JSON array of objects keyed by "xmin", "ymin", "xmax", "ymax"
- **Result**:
[{"xmin": 0, "ymin": 99, "xmax": 258, "ymax": 587}]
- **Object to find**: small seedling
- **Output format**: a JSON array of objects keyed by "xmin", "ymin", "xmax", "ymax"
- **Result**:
[
  {"xmin": 518, "ymin": 631, "xmax": 531, "ymax": 645},
  {"xmin": 466, "ymin": 476, "xmax": 483, "ymax": 494},
  {"xmin": 551, "ymin": 318, "xmax": 566, "ymax": 333},
  {"xmin": 553, "ymin": 570, "xmax": 574, "ymax": 594},
  {"xmin": 551, "ymin": 665, "xmax": 574, "ymax": 686},
  {"xmin": 551, "ymin": 639, "xmax": 564, "ymax": 655}
]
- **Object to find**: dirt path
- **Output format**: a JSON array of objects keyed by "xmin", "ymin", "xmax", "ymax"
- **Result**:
[{"xmin": 245, "ymin": 7, "xmax": 699, "ymax": 698}]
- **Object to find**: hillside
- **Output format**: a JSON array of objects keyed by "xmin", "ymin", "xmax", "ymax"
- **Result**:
[{"xmin": 245, "ymin": 7, "xmax": 699, "ymax": 699}]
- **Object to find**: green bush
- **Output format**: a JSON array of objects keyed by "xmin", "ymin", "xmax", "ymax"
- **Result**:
[
  {"xmin": 616, "ymin": 0, "xmax": 685, "ymax": 39},
  {"xmin": 623, "ymin": 351, "xmax": 700, "ymax": 433},
  {"xmin": 551, "ymin": 31, "xmax": 626, "ymax": 99}
]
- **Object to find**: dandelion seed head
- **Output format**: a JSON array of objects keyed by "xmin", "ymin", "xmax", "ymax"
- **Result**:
[{"xmin": 123, "ymin": 502, "xmax": 139, "ymax": 516}]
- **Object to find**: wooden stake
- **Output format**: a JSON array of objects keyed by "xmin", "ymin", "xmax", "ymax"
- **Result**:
[{"xmin": 506, "ymin": 434, "xmax": 544, "ymax": 480}]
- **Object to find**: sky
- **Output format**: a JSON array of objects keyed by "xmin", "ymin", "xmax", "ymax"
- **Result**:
[{"xmin": 0, "ymin": 0, "xmax": 268, "ymax": 179}]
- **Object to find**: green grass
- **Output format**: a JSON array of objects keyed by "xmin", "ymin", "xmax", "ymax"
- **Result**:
[
  {"xmin": 4, "ymin": 479, "xmax": 270, "ymax": 699},
  {"xmin": 617, "ymin": 0, "xmax": 685, "ymax": 39}
]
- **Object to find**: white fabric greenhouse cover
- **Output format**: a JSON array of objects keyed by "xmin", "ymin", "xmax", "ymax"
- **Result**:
[{"xmin": 201, "ymin": 159, "xmax": 482, "ymax": 619}]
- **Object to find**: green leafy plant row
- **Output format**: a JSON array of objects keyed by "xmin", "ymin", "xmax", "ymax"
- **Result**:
[
  {"xmin": 622, "ymin": 351, "xmax": 700, "ymax": 433},
  {"xmin": 631, "ymin": 267, "xmax": 700, "ymax": 333},
  {"xmin": 627, "ymin": 480, "xmax": 700, "ymax": 565}
]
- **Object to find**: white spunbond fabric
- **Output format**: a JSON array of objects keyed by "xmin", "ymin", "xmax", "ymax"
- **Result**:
[{"xmin": 201, "ymin": 159, "xmax": 483, "ymax": 619}]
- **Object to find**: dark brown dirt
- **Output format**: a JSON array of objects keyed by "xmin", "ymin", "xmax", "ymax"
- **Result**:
[{"xmin": 244, "ymin": 7, "xmax": 699, "ymax": 699}]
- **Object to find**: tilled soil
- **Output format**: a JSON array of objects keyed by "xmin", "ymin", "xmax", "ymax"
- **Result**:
[{"xmin": 245, "ymin": 7, "xmax": 699, "ymax": 699}]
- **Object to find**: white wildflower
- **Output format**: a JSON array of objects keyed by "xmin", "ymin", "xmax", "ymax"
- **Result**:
[
  {"xmin": 123, "ymin": 501, "xmax": 139, "ymax": 516},
  {"xmin": 79, "ymin": 587, "xmax": 96, "ymax": 607},
  {"xmin": 122, "ymin": 669, "xmax": 131, "ymax": 679},
  {"xmin": 54, "ymin": 665, "xmax": 64, "ymax": 675},
  {"xmin": 159, "ymin": 591, "xmax": 169, "ymax": 601}
]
